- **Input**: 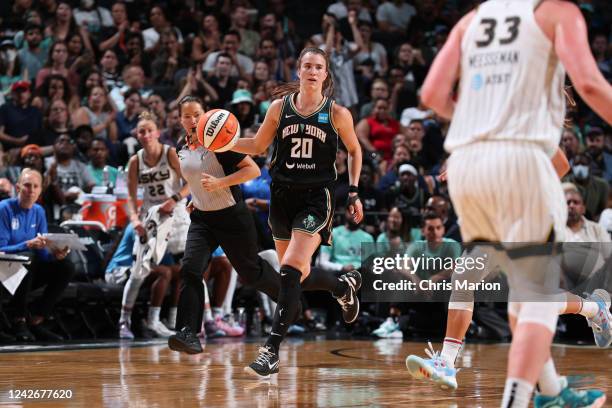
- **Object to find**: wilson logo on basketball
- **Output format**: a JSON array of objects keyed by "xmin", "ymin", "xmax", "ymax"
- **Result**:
[
  {"xmin": 205, "ymin": 112, "xmax": 225, "ymax": 138},
  {"xmin": 196, "ymin": 109, "xmax": 241, "ymax": 152}
]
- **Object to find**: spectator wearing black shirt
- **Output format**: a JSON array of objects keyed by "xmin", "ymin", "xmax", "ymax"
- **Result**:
[
  {"xmin": 585, "ymin": 127, "xmax": 611, "ymax": 183},
  {"xmin": 0, "ymin": 81, "xmax": 43, "ymax": 151},
  {"xmin": 385, "ymin": 163, "xmax": 428, "ymax": 229},
  {"xmin": 207, "ymin": 52, "xmax": 238, "ymax": 109}
]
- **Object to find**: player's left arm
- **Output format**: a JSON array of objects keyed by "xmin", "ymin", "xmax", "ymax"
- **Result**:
[
  {"xmin": 551, "ymin": 147, "xmax": 570, "ymax": 179},
  {"xmin": 333, "ymin": 103, "xmax": 363, "ymax": 224},
  {"xmin": 420, "ymin": 10, "xmax": 474, "ymax": 120}
]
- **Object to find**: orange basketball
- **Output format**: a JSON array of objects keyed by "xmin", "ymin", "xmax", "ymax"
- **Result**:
[{"xmin": 196, "ymin": 109, "xmax": 241, "ymax": 152}]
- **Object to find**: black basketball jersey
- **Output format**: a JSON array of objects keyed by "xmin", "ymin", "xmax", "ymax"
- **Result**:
[{"xmin": 269, "ymin": 93, "xmax": 339, "ymax": 186}]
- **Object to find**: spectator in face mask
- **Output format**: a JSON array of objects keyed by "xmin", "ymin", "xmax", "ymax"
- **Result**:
[
  {"xmin": 563, "ymin": 153, "xmax": 609, "ymax": 220},
  {"xmin": 584, "ymin": 127, "xmax": 612, "ymax": 183}
]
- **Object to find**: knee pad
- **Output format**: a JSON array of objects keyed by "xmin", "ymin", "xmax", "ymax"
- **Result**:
[{"xmin": 515, "ymin": 302, "xmax": 559, "ymax": 333}]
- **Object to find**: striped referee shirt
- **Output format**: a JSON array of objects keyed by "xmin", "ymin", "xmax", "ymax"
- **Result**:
[{"xmin": 178, "ymin": 145, "xmax": 245, "ymax": 211}]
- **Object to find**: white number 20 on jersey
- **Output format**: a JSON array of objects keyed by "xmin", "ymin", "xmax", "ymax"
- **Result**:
[{"xmin": 290, "ymin": 138, "xmax": 313, "ymax": 159}]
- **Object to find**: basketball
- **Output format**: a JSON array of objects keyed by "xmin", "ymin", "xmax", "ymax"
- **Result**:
[{"xmin": 196, "ymin": 109, "xmax": 241, "ymax": 152}]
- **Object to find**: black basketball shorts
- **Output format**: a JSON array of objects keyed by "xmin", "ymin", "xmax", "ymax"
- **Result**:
[{"xmin": 268, "ymin": 183, "xmax": 335, "ymax": 246}]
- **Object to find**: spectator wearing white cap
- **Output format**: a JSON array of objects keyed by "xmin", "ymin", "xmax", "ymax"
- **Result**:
[{"xmin": 385, "ymin": 162, "xmax": 429, "ymax": 229}]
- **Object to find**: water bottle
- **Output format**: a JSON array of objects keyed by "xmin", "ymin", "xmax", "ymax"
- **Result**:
[
  {"xmin": 115, "ymin": 166, "xmax": 127, "ymax": 193},
  {"xmin": 103, "ymin": 166, "xmax": 111, "ymax": 193},
  {"xmin": 251, "ymin": 307, "xmax": 262, "ymax": 337}
]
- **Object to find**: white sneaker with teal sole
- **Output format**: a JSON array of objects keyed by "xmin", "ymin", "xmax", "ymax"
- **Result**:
[
  {"xmin": 372, "ymin": 318, "xmax": 399, "ymax": 338},
  {"xmin": 585, "ymin": 289, "xmax": 612, "ymax": 348},
  {"xmin": 405, "ymin": 342, "xmax": 458, "ymax": 390}
]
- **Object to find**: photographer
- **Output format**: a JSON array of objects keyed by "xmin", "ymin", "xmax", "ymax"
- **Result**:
[{"xmin": 0, "ymin": 168, "xmax": 74, "ymax": 341}]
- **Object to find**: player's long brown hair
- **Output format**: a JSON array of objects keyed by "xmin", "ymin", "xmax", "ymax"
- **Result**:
[{"xmin": 271, "ymin": 47, "xmax": 335, "ymax": 99}]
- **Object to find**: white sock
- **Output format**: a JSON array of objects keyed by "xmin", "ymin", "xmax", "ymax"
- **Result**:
[
  {"xmin": 578, "ymin": 298, "xmax": 599, "ymax": 319},
  {"xmin": 204, "ymin": 307, "xmax": 214, "ymax": 323},
  {"xmin": 440, "ymin": 337, "xmax": 463, "ymax": 366},
  {"xmin": 148, "ymin": 306, "xmax": 161, "ymax": 325},
  {"xmin": 501, "ymin": 378, "xmax": 534, "ymax": 408},
  {"xmin": 537, "ymin": 358, "xmax": 561, "ymax": 396},
  {"xmin": 120, "ymin": 308, "xmax": 132, "ymax": 325},
  {"xmin": 168, "ymin": 307, "xmax": 177, "ymax": 328},
  {"xmin": 212, "ymin": 307, "xmax": 224, "ymax": 319}
]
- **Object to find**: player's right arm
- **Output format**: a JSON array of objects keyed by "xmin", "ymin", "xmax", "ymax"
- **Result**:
[
  {"xmin": 420, "ymin": 10, "xmax": 475, "ymax": 120},
  {"xmin": 550, "ymin": 1, "xmax": 612, "ymax": 125},
  {"xmin": 231, "ymin": 99, "xmax": 281, "ymax": 155}
]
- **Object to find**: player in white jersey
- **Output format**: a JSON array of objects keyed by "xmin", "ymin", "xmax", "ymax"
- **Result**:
[
  {"xmin": 118, "ymin": 111, "xmax": 190, "ymax": 339},
  {"xmin": 415, "ymin": 1, "xmax": 612, "ymax": 407}
]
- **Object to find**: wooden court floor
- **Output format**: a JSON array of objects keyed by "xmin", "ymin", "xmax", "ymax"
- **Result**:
[{"xmin": 0, "ymin": 339, "xmax": 609, "ymax": 407}]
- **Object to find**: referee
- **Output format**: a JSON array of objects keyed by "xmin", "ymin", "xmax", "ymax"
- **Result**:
[{"xmin": 168, "ymin": 96, "xmax": 281, "ymax": 354}]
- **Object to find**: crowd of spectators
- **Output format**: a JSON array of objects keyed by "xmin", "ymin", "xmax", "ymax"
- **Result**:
[{"xmin": 0, "ymin": 0, "xmax": 610, "ymax": 342}]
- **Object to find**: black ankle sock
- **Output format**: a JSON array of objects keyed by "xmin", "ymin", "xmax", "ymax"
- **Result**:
[{"xmin": 265, "ymin": 265, "xmax": 302, "ymax": 353}]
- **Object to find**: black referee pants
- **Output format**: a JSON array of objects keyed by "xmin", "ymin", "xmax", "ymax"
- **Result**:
[{"xmin": 176, "ymin": 202, "xmax": 279, "ymax": 333}]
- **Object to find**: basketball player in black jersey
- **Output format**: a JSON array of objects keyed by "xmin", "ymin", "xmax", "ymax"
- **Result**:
[{"xmin": 231, "ymin": 47, "xmax": 364, "ymax": 379}]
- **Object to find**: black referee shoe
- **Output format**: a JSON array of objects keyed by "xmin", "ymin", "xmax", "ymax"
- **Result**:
[
  {"xmin": 244, "ymin": 345, "xmax": 279, "ymax": 379},
  {"xmin": 168, "ymin": 326, "xmax": 203, "ymax": 354},
  {"xmin": 335, "ymin": 270, "xmax": 362, "ymax": 324}
]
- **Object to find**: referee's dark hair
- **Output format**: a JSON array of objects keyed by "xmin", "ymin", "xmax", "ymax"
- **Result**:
[{"xmin": 177, "ymin": 95, "xmax": 204, "ymax": 116}]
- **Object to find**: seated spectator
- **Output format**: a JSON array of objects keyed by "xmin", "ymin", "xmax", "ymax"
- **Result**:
[
  {"xmin": 115, "ymin": 88, "xmax": 142, "ymax": 141},
  {"xmin": 77, "ymin": 69, "xmax": 103, "ymax": 105},
  {"xmin": 230, "ymin": 6, "xmax": 260, "ymax": 58},
  {"xmin": 190, "ymin": 13, "xmax": 222, "ymax": 64},
  {"xmin": 99, "ymin": 49, "xmax": 122, "ymax": 92},
  {"xmin": 359, "ymin": 79, "xmax": 392, "ymax": 120},
  {"xmin": 584, "ymin": 127, "xmax": 611, "ymax": 183},
  {"xmin": 35, "ymin": 41, "xmax": 78, "ymax": 90},
  {"xmin": 203, "ymin": 30, "xmax": 254, "ymax": 81},
  {"xmin": 32, "ymin": 99, "xmax": 71, "ymax": 155},
  {"xmin": 0, "ymin": 168, "xmax": 74, "ymax": 341},
  {"xmin": 151, "ymin": 29, "xmax": 189, "ymax": 87},
  {"xmin": 73, "ymin": 124, "xmax": 95, "ymax": 163},
  {"xmin": 377, "ymin": 143, "xmax": 411, "ymax": 190},
  {"xmin": 377, "ymin": 206, "xmax": 410, "ymax": 254},
  {"xmin": 145, "ymin": 94, "xmax": 167, "ymax": 127},
  {"xmin": 356, "ymin": 98, "xmax": 400, "ymax": 160},
  {"xmin": 0, "ymin": 81, "xmax": 43, "ymax": 151},
  {"xmin": 563, "ymin": 153, "xmax": 609, "ymax": 220},
  {"xmin": 399, "ymin": 94, "xmax": 434, "ymax": 129},
  {"xmin": 560, "ymin": 128, "xmax": 581, "ymax": 165},
  {"xmin": 425, "ymin": 195, "xmax": 461, "ymax": 242},
  {"xmin": 123, "ymin": 32, "xmax": 153, "ymax": 77},
  {"xmin": 206, "ymin": 53, "xmax": 239, "ymax": 108},
  {"xmin": 18, "ymin": 23, "xmax": 47, "ymax": 82},
  {"xmin": 159, "ymin": 107, "xmax": 182, "ymax": 148},
  {"xmin": 97, "ymin": 1, "xmax": 130, "ymax": 54},
  {"xmin": 19, "ymin": 144, "xmax": 45, "ymax": 176},
  {"xmin": 31, "ymin": 74, "xmax": 80, "ymax": 116},
  {"xmin": 109, "ymin": 65, "xmax": 152, "ymax": 112},
  {"xmin": 0, "ymin": 178, "xmax": 13, "ymax": 201},
  {"xmin": 598, "ymin": 190, "xmax": 612, "ymax": 238},
  {"xmin": 321, "ymin": 13, "xmax": 362, "ymax": 110},
  {"xmin": 376, "ymin": 0, "xmax": 417, "ymax": 40},
  {"xmin": 0, "ymin": 39, "xmax": 22, "ymax": 96},
  {"xmin": 73, "ymin": 0, "xmax": 113, "ymax": 42},
  {"xmin": 45, "ymin": 133, "xmax": 95, "ymax": 208},
  {"xmin": 72, "ymin": 85, "xmax": 117, "ymax": 141},
  {"xmin": 354, "ymin": 21, "xmax": 388, "ymax": 76},
  {"xmin": 385, "ymin": 163, "xmax": 429, "ymax": 230},
  {"xmin": 87, "ymin": 137, "xmax": 117, "ymax": 188},
  {"xmin": 327, "ymin": 0, "xmax": 372, "ymax": 23},
  {"xmin": 141, "ymin": 5, "xmax": 184, "ymax": 53},
  {"xmin": 0, "ymin": 144, "xmax": 24, "ymax": 185},
  {"xmin": 105, "ymin": 223, "xmax": 180, "ymax": 339},
  {"xmin": 565, "ymin": 187, "xmax": 611, "ymax": 242},
  {"xmin": 230, "ymin": 90, "xmax": 257, "ymax": 130},
  {"xmin": 318, "ymin": 207, "xmax": 375, "ymax": 274}
]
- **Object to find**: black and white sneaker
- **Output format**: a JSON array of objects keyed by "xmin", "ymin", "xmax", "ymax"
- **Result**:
[
  {"xmin": 336, "ymin": 270, "xmax": 362, "ymax": 323},
  {"xmin": 168, "ymin": 326, "xmax": 203, "ymax": 354},
  {"xmin": 244, "ymin": 345, "xmax": 279, "ymax": 379}
]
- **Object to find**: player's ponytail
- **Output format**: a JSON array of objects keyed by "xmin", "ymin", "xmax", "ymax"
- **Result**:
[{"xmin": 272, "ymin": 47, "xmax": 335, "ymax": 99}]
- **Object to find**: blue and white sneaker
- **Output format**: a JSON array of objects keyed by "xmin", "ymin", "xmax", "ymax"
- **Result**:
[
  {"xmin": 533, "ymin": 386, "xmax": 606, "ymax": 408},
  {"xmin": 405, "ymin": 342, "xmax": 458, "ymax": 390},
  {"xmin": 585, "ymin": 289, "xmax": 612, "ymax": 348},
  {"xmin": 372, "ymin": 318, "xmax": 402, "ymax": 338}
]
